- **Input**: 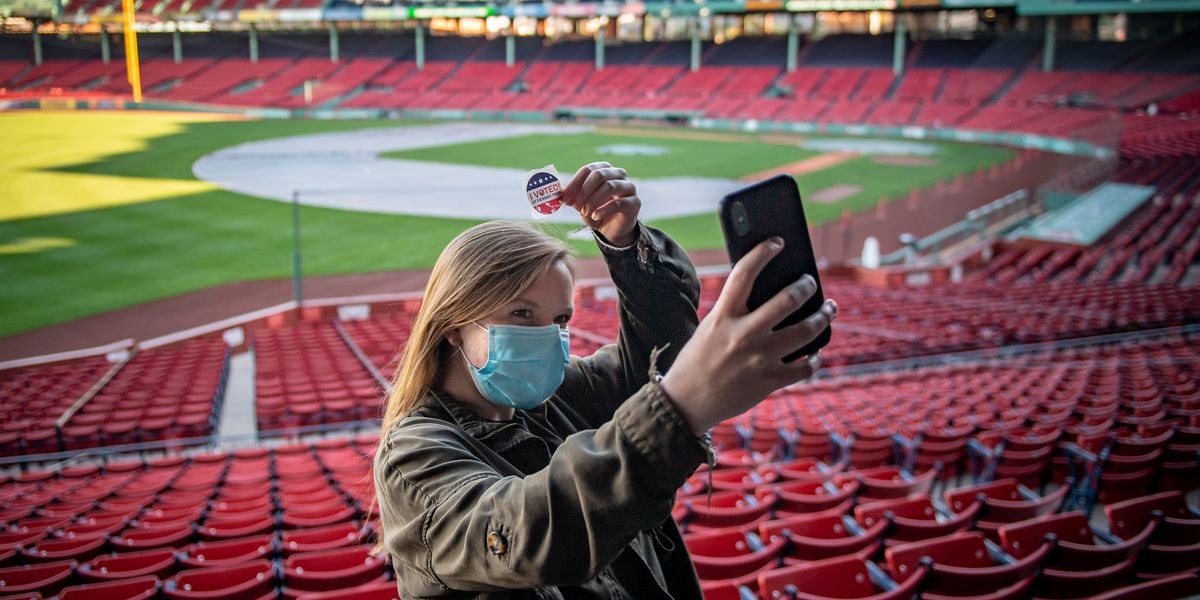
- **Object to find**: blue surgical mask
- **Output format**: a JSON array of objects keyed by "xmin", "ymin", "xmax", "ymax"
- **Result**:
[{"xmin": 462, "ymin": 323, "xmax": 570, "ymax": 411}]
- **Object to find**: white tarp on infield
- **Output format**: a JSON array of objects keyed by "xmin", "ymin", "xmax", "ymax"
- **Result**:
[{"xmin": 193, "ymin": 122, "xmax": 745, "ymax": 223}]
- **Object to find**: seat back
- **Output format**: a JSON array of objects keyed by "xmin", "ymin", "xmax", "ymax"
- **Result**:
[
  {"xmin": 683, "ymin": 529, "xmax": 748, "ymax": 558},
  {"xmin": 856, "ymin": 497, "xmax": 936, "ymax": 527},
  {"xmin": 759, "ymin": 555, "xmax": 925, "ymax": 600},
  {"xmin": 980, "ymin": 484, "xmax": 1068, "ymax": 524},
  {"xmin": 1091, "ymin": 572, "xmax": 1200, "ymax": 600},
  {"xmin": 1000, "ymin": 511, "xmax": 1093, "ymax": 559},
  {"xmin": 58, "ymin": 576, "xmax": 159, "ymax": 600},
  {"xmin": 1104, "ymin": 491, "xmax": 1191, "ymax": 539},
  {"xmin": 165, "ymin": 559, "xmax": 275, "ymax": 600},
  {"xmin": 886, "ymin": 532, "xmax": 991, "ymax": 579},
  {"xmin": 944, "ymin": 479, "xmax": 1020, "ymax": 514}
]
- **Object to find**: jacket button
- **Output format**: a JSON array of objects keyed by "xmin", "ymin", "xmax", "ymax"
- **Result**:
[{"xmin": 486, "ymin": 531, "xmax": 508, "ymax": 556}]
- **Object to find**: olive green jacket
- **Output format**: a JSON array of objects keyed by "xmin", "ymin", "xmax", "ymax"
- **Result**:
[{"xmin": 374, "ymin": 223, "xmax": 712, "ymax": 599}]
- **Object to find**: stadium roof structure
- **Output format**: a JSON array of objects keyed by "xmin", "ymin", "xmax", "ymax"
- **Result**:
[{"xmin": 2, "ymin": 0, "xmax": 1199, "ymax": 24}]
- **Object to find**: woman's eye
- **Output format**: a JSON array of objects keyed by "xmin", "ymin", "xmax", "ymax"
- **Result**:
[
  {"xmin": 511, "ymin": 309, "xmax": 533, "ymax": 319},
  {"xmin": 555, "ymin": 315, "xmax": 571, "ymax": 325}
]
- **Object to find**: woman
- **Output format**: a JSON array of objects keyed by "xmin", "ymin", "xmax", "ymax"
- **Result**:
[{"xmin": 373, "ymin": 162, "xmax": 837, "ymax": 599}]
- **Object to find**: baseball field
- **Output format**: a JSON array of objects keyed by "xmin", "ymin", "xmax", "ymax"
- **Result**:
[{"xmin": 0, "ymin": 111, "xmax": 1012, "ymax": 337}]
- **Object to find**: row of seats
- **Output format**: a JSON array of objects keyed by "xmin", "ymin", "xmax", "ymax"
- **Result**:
[
  {"xmin": 0, "ymin": 436, "xmax": 388, "ymax": 599},
  {"xmin": 5, "ymin": 56, "xmax": 1199, "ymax": 124},
  {"xmin": 281, "ymin": 267, "xmax": 1197, "ymax": 434},
  {"xmin": 971, "ymin": 175, "xmax": 1199, "ymax": 287},
  {"xmin": 568, "ymin": 275, "xmax": 1199, "ymax": 367},
  {"xmin": 254, "ymin": 323, "xmax": 382, "ymax": 431},
  {"xmin": 0, "ymin": 340, "xmax": 229, "ymax": 458},
  {"xmin": 1, "ymin": 428, "xmax": 1195, "ymax": 598}
]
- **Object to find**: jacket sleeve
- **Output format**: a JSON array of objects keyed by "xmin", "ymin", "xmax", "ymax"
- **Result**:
[
  {"xmin": 559, "ymin": 222, "xmax": 701, "ymax": 428},
  {"xmin": 375, "ymin": 381, "xmax": 710, "ymax": 592}
]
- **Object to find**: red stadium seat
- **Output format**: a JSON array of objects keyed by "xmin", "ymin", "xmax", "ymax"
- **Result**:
[
  {"xmin": 80, "ymin": 547, "xmax": 178, "ymax": 581},
  {"xmin": 683, "ymin": 529, "xmax": 786, "ymax": 581},
  {"xmin": 767, "ymin": 458, "xmax": 839, "ymax": 483},
  {"xmin": 282, "ymin": 522, "xmax": 365, "ymax": 555},
  {"xmin": 57, "ymin": 576, "xmax": 159, "ymax": 600},
  {"xmin": 280, "ymin": 545, "xmax": 388, "ymax": 599},
  {"xmin": 110, "ymin": 525, "xmax": 194, "ymax": 551},
  {"xmin": 1000, "ymin": 510, "xmax": 1155, "ymax": 598},
  {"xmin": 0, "ymin": 559, "xmax": 76, "ymax": 596},
  {"xmin": 709, "ymin": 467, "xmax": 782, "ymax": 494},
  {"xmin": 759, "ymin": 510, "xmax": 886, "ymax": 563},
  {"xmin": 1091, "ymin": 572, "xmax": 1200, "ymax": 600},
  {"xmin": 944, "ymin": 478, "xmax": 1068, "ymax": 541},
  {"xmin": 758, "ymin": 554, "xmax": 926, "ymax": 600},
  {"xmin": 198, "ymin": 513, "xmax": 275, "ymax": 541},
  {"xmin": 884, "ymin": 531, "xmax": 1049, "ymax": 597},
  {"xmin": 295, "ymin": 580, "xmax": 402, "ymax": 600},
  {"xmin": 676, "ymin": 491, "xmax": 774, "ymax": 533},
  {"xmin": 18, "ymin": 536, "xmax": 106, "ymax": 563},
  {"xmin": 280, "ymin": 500, "xmax": 357, "ymax": 530},
  {"xmin": 180, "ymin": 534, "xmax": 275, "ymax": 568},
  {"xmin": 853, "ymin": 466, "xmax": 936, "ymax": 502},
  {"xmin": 163, "ymin": 559, "xmax": 276, "ymax": 600},
  {"xmin": 1104, "ymin": 491, "xmax": 1200, "ymax": 577},
  {"xmin": 760, "ymin": 477, "xmax": 858, "ymax": 516},
  {"xmin": 855, "ymin": 495, "xmax": 980, "ymax": 544}
]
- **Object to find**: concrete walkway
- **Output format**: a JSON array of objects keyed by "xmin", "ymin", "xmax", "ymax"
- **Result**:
[{"xmin": 218, "ymin": 350, "xmax": 258, "ymax": 446}]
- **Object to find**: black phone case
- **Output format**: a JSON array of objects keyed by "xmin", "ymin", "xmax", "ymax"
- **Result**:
[{"xmin": 718, "ymin": 174, "xmax": 831, "ymax": 362}]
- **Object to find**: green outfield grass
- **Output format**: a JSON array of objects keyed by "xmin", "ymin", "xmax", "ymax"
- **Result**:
[
  {"xmin": 0, "ymin": 112, "xmax": 1011, "ymax": 338},
  {"xmin": 0, "ymin": 112, "xmax": 480, "ymax": 338},
  {"xmin": 383, "ymin": 130, "xmax": 1013, "ymax": 251},
  {"xmin": 382, "ymin": 131, "xmax": 827, "ymax": 179}
]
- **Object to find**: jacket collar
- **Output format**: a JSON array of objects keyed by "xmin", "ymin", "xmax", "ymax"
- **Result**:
[
  {"xmin": 423, "ymin": 390, "xmax": 553, "ymax": 473},
  {"xmin": 426, "ymin": 389, "xmax": 516, "ymax": 438}
]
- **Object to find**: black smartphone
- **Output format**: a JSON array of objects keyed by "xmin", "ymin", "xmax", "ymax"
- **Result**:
[{"xmin": 718, "ymin": 174, "xmax": 831, "ymax": 362}]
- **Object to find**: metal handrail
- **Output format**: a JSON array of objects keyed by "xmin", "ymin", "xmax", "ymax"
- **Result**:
[{"xmin": 0, "ymin": 418, "xmax": 382, "ymax": 471}]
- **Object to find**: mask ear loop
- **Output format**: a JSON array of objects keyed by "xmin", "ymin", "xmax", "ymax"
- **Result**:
[{"xmin": 459, "ymin": 322, "xmax": 493, "ymax": 370}]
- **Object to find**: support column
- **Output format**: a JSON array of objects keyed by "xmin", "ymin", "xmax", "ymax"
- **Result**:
[
  {"xmin": 505, "ymin": 32, "xmax": 514, "ymax": 67},
  {"xmin": 892, "ymin": 13, "xmax": 907, "ymax": 76},
  {"xmin": 101, "ymin": 29, "xmax": 111, "ymax": 64},
  {"xmin": 249, "ymin": 27, "xmax": 259, "ymax": 64},
  {"xmin": 32, "ymin": 26, "xmax": 43, "ymax": 66},
  {"xmin": 172, "ymin": 29, "xmax": 182, "ymax": 64},
  {"xmin": 415, "ymin": 24, "xmax": 425, "ymax": 70},
  {"xmin": 595, "ymin": 26, "xmax": 605, "ymax": 71},
  {"xmin": 786, "ymin": 20, "xmax": 798, "ymax": 73},
  {"xmin": 690, "ymin": 18, "xmax": 701, "ymax": 72},
  {"xmin": 329, "ymin": 25, "xmax": 339, "ymax": 62},
  {"xmin": 1042, "ymin": 15, "xmax": 1057, "ymax": 72}
]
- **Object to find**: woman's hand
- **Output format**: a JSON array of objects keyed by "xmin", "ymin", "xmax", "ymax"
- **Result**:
[
  {"xmin": 561, "ymin": 162, "xmax": 641, "ymax": 247},
  {"xmin": 660, "ymin": 237, "xmax": 838, "ymax": 436}
]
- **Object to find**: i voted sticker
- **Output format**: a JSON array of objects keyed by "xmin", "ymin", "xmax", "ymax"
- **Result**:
[{"xmin": 525, "ymin": 164, "xmax": 563, "ymax": 218}]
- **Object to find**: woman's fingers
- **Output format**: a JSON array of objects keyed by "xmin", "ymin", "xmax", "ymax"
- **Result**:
[
  {"xmin": 562, "ymin": 162, "xmax": 613, "ymax": 206},
  {"xmin": 713, "ymin": 237, "xmax": 784, "ymax": 318},
  {"xmin": 580, "ymin": 178, "xmax": 636, "ymax": 219},
  {"xmin": 745, "ymin": 274, "xmax": 819, "ymax": 332},
  {"xmin": 777, "ymin": 351, "xmax": 822, "ymax": 385},
  {"xmin": 768, "ymin": 300, "xmax": 837, "ymax": 359},
  {"xmin": 574, "ymin": 167, "xmax": 628, "ymax": 213},
  {"xmin": 589, "ymin": 195, "xmax": 640, "ymax": 224}
]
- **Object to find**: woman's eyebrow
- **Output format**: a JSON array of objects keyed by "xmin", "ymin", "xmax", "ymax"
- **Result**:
[{"xmin": 512, "ymin": 296, "xmax": 541, "ymax": 308}]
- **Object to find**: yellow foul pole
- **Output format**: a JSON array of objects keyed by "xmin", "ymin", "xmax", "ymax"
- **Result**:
[{"xmin": 121, "ymin": 0, "xmax": 142, "ymax": 103}]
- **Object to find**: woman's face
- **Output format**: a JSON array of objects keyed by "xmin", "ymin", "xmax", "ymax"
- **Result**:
[{"xmin": 459, "ymin": 259, "xmax": 574, "ymax": 369}]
